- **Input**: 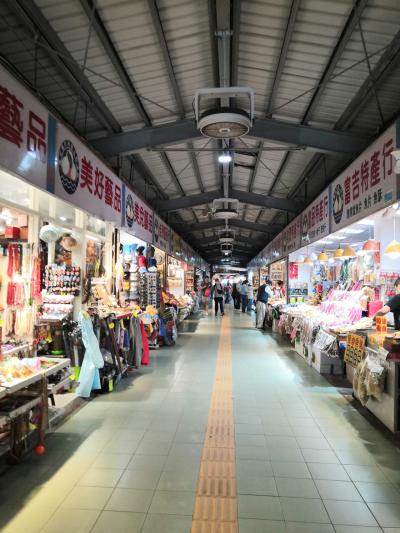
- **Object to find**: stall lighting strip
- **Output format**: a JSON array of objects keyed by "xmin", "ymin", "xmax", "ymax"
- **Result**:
[{"xmin": 191, "ymin": 315, "xmax": 237, "ymax": 532}]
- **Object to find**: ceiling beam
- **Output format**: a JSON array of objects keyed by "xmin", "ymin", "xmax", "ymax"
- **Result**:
[
  {"xmin": 175, "ymin": 218, "xmax": 282, "ymax": 235},
  {"xmin": 10, "ymin": 0, "xmax": 121, "ymax": 134},
  {"xmin": 154, "ymin": 188, "xmax": 303, "ymax": 213},
  {"xmin": 288, "ymin": 27, "xmax": 400, "ymax": 202},
  {"xmin": 195, "ymin": 236, "xmax": 264, "ymax": 247},
  {"xmin": 80, "ymin": 0, "xmax": 151, "ymax": 126},
  {"xmin": 302, "ymin": 0, "xmax": 369, "ymax": 123},
  {"xmin": 336, "ymin": 28, "xmax": 400, "ymax": 130},
  {"xmin": 267, "ymin": 0, "xmax": 300, "ymax": 115},
  {"xmin": 147, "ymin": 0, "xmax": 185, "ymax": 118},
  {"xmin": 266, "ymin": 0, "xmax": 369, "ymax": 199},
  {"xmin": 90, "ymin": 117, "xmax": 369, "ymax": 157}
]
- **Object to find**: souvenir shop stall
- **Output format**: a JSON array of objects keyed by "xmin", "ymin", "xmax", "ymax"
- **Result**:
[
  {"xmin": 250, "ymin": 122, "xmax": 400, "ymax": 432},
  {"xmin": 0, "ymin": 61, "xmax": 203, "ymax": 460}
]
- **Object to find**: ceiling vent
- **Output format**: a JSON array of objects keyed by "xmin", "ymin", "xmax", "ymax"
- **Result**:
[
  {"xmin": 212, "ymin": 198, "xmax": 239, "ymax": 220},
  {"xmin": 194, "ymin": 87, "xmax": 254, "ymax": 139}
]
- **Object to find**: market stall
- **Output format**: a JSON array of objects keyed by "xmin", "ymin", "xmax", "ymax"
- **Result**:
[{"xmin": 248, "ymin": 121, "xmax": 400, "ymax": 432}]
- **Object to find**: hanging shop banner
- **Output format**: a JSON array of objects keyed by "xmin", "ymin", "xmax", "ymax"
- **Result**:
[
  {"xmin": 54, "ymin": 121, "xmax": 124, "ymax": 225},
  {"xmin": 0, "ymin": 63, "xmax": 50, "ymax": 190},
  {"xmin": 282, "ymin": 215, "xmax": 301, "ymax": 254},
  {"xmin": 271, "ymin": 233, "xmax": 284, "ymax": 260},
  {"xmin": 344, "ymin": 333, "xmax": 366, "ymax": 368},
  {"xmin": 153, "ymin": 213, "xmax": 171, "ymax": 253},
  {"xmin": 301, "ymin": 189, "xmax": 330, "ymax": 245},
  {"xmin": 330, "ymin": 122, "xmax": 398, "ymax": 232},
  {"xmin": 121, "ymin": 185, "xmax": 154, "ymax": 243},
  {"xmin": 171, "ymin": 231, "xmax": 183, "ymax": 259}
]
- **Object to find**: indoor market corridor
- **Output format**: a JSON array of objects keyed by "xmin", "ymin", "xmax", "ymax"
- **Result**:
[{"xmin": 1, "ymin": 310, "xmax": 400, "ymax": 533}]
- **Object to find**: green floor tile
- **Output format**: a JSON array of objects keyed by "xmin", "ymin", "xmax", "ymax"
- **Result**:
[
  {"xmin": 117, "ymin": 469, "xmax": 162, "ymax": 490},
  {"xmin": 105, "ymin": 488, "xmax": 153, "ymax": 513},
  {"xmin": 41, "ymin": 508, "xmax": 100, "ymax": 533},
  {"xmin": 238, "ymin": 494, "xmax": 283, "ymax": 520},
  {"xmin": 148, "ymin": 490, "xmax": 195, "ymax": 515},
  {"xmin": 238, "ymin": 518, "xmax": 286, "ymax": 532},
  {"xmin": 91, "ymin": 511, "xmax": 145, "ymax": 533},
  {"xmin": 324, "ymin": 499, "xmax": 378, "ymax": 526},
  {"xmin": 275, "ymin": 477, "xmax": 319, "ymax": 499},
  {"xmin": 280, "ymin": 496, "xmax": 330, "ymax": 524},
  {"xmin": 141, "ymin": 513, "xmax": 192, "ymax": 533}
]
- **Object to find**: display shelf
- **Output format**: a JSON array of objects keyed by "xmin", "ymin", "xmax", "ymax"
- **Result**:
[
  {"xmin": 0, "ymin": 395, "xmax": 42, "ymax": 420},
  {"xmin": 40, "ymin": 357, "xmax": 70, "ymax": 378},
  {"xmin": 47, "ymin": 374, "xmax": 73, "ymax": 395},
  {"xmin": 1, "ymin": 372, "xmax": 43, "ymax": 394},
  {"xmin": 1, "ymin": 343, "xmax": 32, "ymax": 357}
]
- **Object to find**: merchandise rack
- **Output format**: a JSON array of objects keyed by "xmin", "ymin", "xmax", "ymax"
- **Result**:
[{"xmin": 0, "ymin": 358, "xmax": 72, "ymax": 459}]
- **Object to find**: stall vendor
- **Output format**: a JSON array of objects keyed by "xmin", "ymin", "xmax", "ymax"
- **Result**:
[{"xmin": 374, "ymin": 278, "xmax": 400, "ymax": 330}]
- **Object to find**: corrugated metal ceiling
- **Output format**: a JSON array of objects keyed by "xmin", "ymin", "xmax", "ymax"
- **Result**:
[{"xmin": 0, "ymin": 0, "xmax": 399, "ymax": 263}]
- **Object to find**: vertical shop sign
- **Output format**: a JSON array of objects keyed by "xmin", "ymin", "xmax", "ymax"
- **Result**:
[
  {"xmin": 301, "ymin": 190, "xmax": 330, "ymax": 245},
  {"xmin": 171, "ymin": 231, "xmax": 183, "ymax": 259},
  {"xmin": 330, "ymin": 123, "xmax": 398, "ymax": 231},
  {"xmin": 54, "ymin": 122, "xmax": 124, "ymax": 224},
  {"xmin": 271, "ymin": 234, "xmax": 283, "ymax": 260},
  {"xmin": 153, "ymin": 213, "xmax": 171, "ymax": 253},
  {"xmin": 0, "ymin": 64, "xmax": 49, "ymax": 190},
  {"xmin": 122, "ymin": 185, "xmax": 154, "ymax": 242},
  {"xmin": 283, "ymin": 215, "xmax": 301, "ymax": 254}
]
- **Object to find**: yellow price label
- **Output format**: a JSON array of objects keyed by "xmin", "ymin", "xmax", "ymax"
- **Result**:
[{"xmin": 108, "ymin": 322, "xmax": 115, "ymax": 330}]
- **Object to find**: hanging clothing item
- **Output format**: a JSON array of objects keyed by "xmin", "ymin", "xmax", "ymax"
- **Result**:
[
  {"xmin": 139, "ymin": 320, "xmax": 150, "ymax": 366},
  {"xmin": 76, "ymin": 312, "xmax": 104, "ymax": 398},
  {"xmin": 128, "ymin": 316, "xmax": 143, "ymax": 367}
]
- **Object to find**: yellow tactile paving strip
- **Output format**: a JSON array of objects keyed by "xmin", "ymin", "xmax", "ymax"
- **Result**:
[{"xmin": 191, "ymin": 315, "xmax": 237, "ymax": 533}]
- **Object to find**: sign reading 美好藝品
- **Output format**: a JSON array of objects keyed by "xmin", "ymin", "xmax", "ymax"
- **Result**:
[
  {"xmin": 121, "ymin": 186, "xmax": 154, "ymax": 243},
  {"xmin": 54, "ymin": 122, "xmax": 125, "ymax": 226},
  {"xmin": 330, "ymin": 123, "xmax": 398, "ymax": 232}
]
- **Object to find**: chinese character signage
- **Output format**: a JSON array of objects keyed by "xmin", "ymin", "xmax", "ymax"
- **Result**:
[
  {"xmin": 153, "ymin": 213, "xmax": 170, "ymax": 253},
  {"xmin": 301, "ymin": 190, "xmax": 330, "ymax": 245},
  {"xmin": 122, "ymin": 186, "xmax": 154, "ymax": 243},
  {"xmin": 0, "ymin": 64, "xmax": 49, "ymax": 190},
  {"xmin": 330, "ymin": 123, "xmax": 398, "ymax": 231},
  {"xmin": 171, "ymin": 231, "xmax": 183, "ymax": 259},
  {"xmin": 283, "ymin": 215, "xmax": 301, "ymax": 254},
  {"xmin": 344, "ymin": 333, "xmax": 366, "ymax": 368},
  {"xmin": 54, "ymin": 122, "xmax": 124, "ymax": 225}
]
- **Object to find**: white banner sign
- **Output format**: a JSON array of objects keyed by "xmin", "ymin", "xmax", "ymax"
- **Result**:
[
  {"xmin": 282, "ymin": 215, "xmax": 301, "ymax": 254},
  {"xmin": 54, "ymin": 122, "xmax": 124, "ymax": 224},
  {"xmin": 0, "ymin": 64, "xmax": 49, "ymax": 190},
  {"xmin": 122, "ymin": 186, "xmax": 154, "ymax": 243},
  {"xmin": 153, "ymin": 213, "xmax": 170, "ymax": 253},
  {"xmin": 330, "ymin": 123, "xmax": 398, "ymax": 231},
  {"xmin": 301, "ymin": 189, "xmax": 330, "ymax": 245}
]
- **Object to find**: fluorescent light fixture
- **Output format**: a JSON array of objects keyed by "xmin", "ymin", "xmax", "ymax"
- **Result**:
[
  {"xmin": 391, "ymin": 202, "xmax": 399, "ymax": 210},
  {"xmin": 218, "ymin": 153, "xmax": 232, "ymax": 163},
  {"xmin": 339, "ymin": 228, "xmax": 363, "ymax": 234},
  {"xmin": 356, "ymin": 219, "xmax": 375, "ymax": 226},
  {"xmin": 59, "ymin": 216, "xmax": 67, "ymax": 221},
  {"xmin": 318, "ymin": 239, "xmax": 334, "ymax": 245},
  {"xmin": 330, "ymin": 235, "xmax": 346, "ymax": 241}
]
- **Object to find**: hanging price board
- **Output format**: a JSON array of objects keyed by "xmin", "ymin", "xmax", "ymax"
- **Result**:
[{"xmin": 344, "ymin": 333, "xmax": 366, "ymax": 368}]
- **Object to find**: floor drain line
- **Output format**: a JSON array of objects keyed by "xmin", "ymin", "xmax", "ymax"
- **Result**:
[{"xmin": 191, "ymin": 315, "xmax": 238, "ymax": 532}]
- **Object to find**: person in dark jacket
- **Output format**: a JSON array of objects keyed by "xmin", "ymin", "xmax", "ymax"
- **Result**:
[
  {"xmin": 232, "ymin": 283, "xmax": 241, "ymax": 310},
  {"xmin": 212, "ymin": 278, "xmax": 224, "ymax": 316},
  {"xmin": 256, "ymin": 279, "xmax": 273, "ymax": 328}
]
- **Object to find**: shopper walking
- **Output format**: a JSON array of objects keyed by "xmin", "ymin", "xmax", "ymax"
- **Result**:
[
  {"xmin": 240, "ymin": 280, "xmax": 248, "ymax": 313},
  {"xmin": 201, "ymin": 276, "xmax": 211, "ymax": 315},
  {"xmin": 256, "ymin": 279, "xmax": 273, "ymax": 328},
  {"xmin": 247, "ymin": 280, "xmax": 254, "ymax": 311},
  {"xmin": 213, "ymin": 278, "xmax": 224, "ymax": 316},
  {"xmin": 224, "ymin": 282, "xmax": 232, "ymax": 304},
  {"xmin": 232, "ymin": 283, "xmax": 241, "ymax": 310}
]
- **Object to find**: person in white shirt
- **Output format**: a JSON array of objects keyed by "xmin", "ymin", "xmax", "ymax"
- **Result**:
[
  {"xmin": 256, "ymin": 279, "xmax": 273, "ymax": 328},
  {"xmin": 246, "ymin": 282, "xmax": 254, "ymax": 312}
]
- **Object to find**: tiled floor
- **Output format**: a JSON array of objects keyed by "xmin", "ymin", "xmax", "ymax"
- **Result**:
[{"xmin": 0, "ymin": 309, "xmax": 400, "ymax": 532}]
